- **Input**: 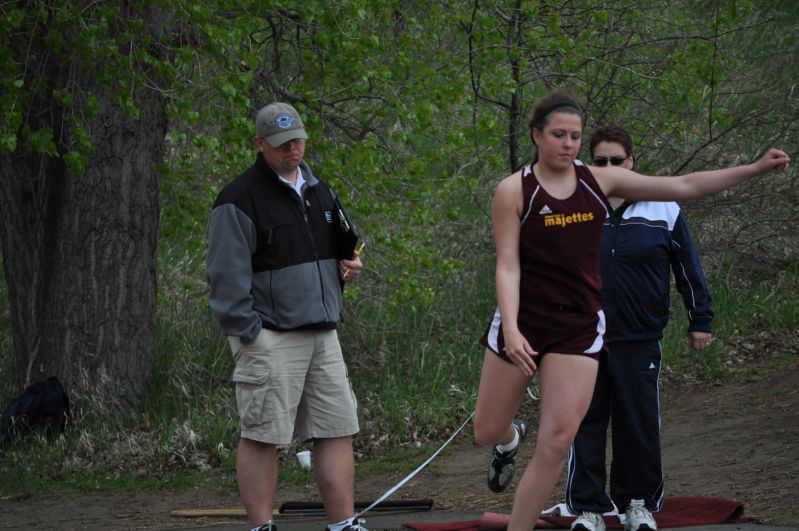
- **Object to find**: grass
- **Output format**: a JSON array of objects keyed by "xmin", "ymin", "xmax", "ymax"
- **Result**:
[
  {"xmin": 1, "ymin": 239, "xmax": 798, "ymax": 497},
  {"xmin": 661, "ymin": 261, "xmax": 799, "ymax": 380}
]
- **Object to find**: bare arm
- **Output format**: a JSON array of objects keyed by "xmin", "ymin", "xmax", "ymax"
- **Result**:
[
  {"xmin": 593, "ymin": 148, "xmax": 790, "ymax": 202},
  {"xmin": 492, "ymin": 174, "xmax": 538, "ymax": 376}
]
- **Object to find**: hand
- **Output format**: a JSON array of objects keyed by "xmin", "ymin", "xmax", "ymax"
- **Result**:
[
  {"xmin": 502, "ymin": 328, "xmax": 538, "ymax": 377},
  {"xmin": 339, "ymin": 252, "xmax": 363, "ymax": 282},
  {"xmin": 688, "ymin": 331, "xmax": 712, "ymax": 351},
  {"xmin": 755, "ymin": 148, "xmax": 790, "ymax": 173}
]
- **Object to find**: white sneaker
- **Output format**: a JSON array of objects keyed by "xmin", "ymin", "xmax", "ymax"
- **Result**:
[
  {"xmin": 625, "ymin": 499, "xmax": 657, "ymax": 531},
  {"xmin": 571, "ymin": 511, "xmax": 605, "ymax": 531}
]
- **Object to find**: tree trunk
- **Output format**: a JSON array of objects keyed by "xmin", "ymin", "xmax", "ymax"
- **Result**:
[
  {"xmin": 507, "ymin": 0, "xmax": 524, "ymax": 172},
  {"xmin": 0, "ymin": 3, "xmax": 168, "ymax": 411}
]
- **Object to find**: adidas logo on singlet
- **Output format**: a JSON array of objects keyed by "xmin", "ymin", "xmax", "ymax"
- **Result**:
[{"xmin": 539, "ymin": 205, "xmax": 553, "ymax": 214}]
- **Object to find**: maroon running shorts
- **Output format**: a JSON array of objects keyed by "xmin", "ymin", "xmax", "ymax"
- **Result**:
[{"xmin": 479, "ymin": 304, "xmax": 606, "ymax": 363}]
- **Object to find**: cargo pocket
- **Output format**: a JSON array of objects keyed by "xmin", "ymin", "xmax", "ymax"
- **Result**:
[
  {"xmin": 232, "ymin": 367, "xmax": 271, "ymax": 430},
  {"xmin": 347, "ymin": 377, "xmax": 358, "ymax": 412}
]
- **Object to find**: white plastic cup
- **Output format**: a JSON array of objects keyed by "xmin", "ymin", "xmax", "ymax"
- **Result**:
[{"xmin": 296, "ymin": 450, "xmax": 312, "ymax": 469}]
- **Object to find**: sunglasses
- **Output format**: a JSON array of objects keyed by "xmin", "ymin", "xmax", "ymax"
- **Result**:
[{"xmin": 592, "ymin": 156, "xmax": 627, "ymax": 167}]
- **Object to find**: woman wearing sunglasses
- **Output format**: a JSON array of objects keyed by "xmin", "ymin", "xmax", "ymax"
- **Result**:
[
  {"xmin": 473, "ymin": 90, "xmax": 789, "ymax": 531},
  {"xmin": 565, "ymin": 126, "xmax": 714, "ymax": 531}
]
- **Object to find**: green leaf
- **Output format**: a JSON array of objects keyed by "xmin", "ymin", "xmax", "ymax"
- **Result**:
[
  {"xmin": 63, "ymin": 150, "xmax": 89, "ymax": 175},
  {"xmin": 0, "ymin": 134, "xmax": 17, "ymax": 153},
  {"xmin": 26, "ymin": 127, "xmax": 58, "ymax": 156}
]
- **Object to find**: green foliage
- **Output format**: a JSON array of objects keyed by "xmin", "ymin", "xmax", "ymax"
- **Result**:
[
  {"xmin": 662, "ymin": 262, "xmax": 799, "ymax": 380},
  {"xmin": 0, "ymin": 2, "xmax": 180, "ymax": 166},
  {"xmin": 1, "ymin": 0, "xmax": 798, "ymax": 495}
]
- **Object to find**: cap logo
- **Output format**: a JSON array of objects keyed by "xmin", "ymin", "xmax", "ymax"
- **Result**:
[{"xmin": 272, "ymin": 113, "xmax": 294, "ymax": 129}]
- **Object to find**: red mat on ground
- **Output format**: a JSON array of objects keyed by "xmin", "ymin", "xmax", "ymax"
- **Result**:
[{"xmin": 403, "ymin": 496, "xmax": 745, "ymax": 530}]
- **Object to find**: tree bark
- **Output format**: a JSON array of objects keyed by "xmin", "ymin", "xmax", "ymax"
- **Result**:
[{"xmin": 0, "ymin": 3, "xmax": 168, "ymax": 410}]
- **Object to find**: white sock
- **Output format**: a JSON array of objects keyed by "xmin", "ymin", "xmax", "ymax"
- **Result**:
[
  {"xmin": 327, "ymin": 516, "xmax": 355, "ymax": 531},
  {"xmin": 496, "ymin": 424, "xmax": 520, "ymax": 453}
]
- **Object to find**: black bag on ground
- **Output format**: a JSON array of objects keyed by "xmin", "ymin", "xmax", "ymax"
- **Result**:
[{"xmin": 1, "ymin": 376, "xmax": 70, "ymax": 448}]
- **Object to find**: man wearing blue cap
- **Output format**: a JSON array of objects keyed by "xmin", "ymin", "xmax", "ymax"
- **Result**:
[{"xmin": 207, "ymin": 102, "xmax": 366, "ymax": 531}]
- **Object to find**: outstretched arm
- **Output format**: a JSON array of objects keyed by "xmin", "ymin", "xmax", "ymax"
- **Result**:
[{"xmin": 594, "ymin": 148, "xmax": 790, "ymax": 202}]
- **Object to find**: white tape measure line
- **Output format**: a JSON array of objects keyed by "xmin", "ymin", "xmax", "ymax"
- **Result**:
[
  {"xmin": 355, "ymin": 410, "xmax": 475, "ymax": 518},
  {"xmin": 355, "ymin": 386, "xmax": 537, "ymax": 519},
  {"xmin": 527, "ymin": 386, "xmax": 539, "ymax": 401}
]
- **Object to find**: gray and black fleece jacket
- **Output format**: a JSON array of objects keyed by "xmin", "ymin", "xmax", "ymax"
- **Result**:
[{"xmin": 207, "ymin": 154, "xmax": 344, "ymax": 342}]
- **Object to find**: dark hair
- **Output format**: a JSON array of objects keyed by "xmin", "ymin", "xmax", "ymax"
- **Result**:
[
  {"xmin": 589, "ymin": 126, "xmax": 633, "ymax": 159},
  {"xmin": 525, "ymin": 90, "xmax": 582, "ymax": 166},
  {"xmin": 528, "ymin": 90, "xmax": 582, "ymax": 135}
]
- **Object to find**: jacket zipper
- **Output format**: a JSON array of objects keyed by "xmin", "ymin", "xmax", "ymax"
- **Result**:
[
  {"xmin": 302, "ymin": 195, "xmax": 329, "ymax": 320},
  {"xmin": 607, "ymin": 203, "xmax": 630, "ymax": 317},
  {"xmin": 609, "ymin": 202, "xmax": 629, "ymax": 257}
]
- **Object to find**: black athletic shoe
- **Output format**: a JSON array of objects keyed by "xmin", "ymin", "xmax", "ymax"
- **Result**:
[
  {"xmin": 487, "ymin": 418, "xmax": 527, "ymax": 493},
  {"xmin": 256, "ymin": 523, "xmax": 277, "ymax": 531}
]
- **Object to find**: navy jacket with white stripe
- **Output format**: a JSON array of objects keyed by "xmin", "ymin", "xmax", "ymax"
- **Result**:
[{"xmin": 600, "ymin": 201, "xmax": 713, "ymax": 343}]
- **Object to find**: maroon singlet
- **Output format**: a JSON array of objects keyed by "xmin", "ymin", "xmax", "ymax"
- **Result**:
[
  {"xmin": 480, "ymin": 161, "xmax": 610, "ymax": 359},
  {"xmin": 518, "ymin": 161, "xmax": 609, "ymax": 312}
]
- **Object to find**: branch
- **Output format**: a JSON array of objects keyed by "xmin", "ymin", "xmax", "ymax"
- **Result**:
[{"xmin": 464, "ymin": 0, "xmax": 509, "ymax": 110}]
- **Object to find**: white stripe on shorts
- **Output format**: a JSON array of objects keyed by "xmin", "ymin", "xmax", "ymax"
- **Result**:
[
  {"xmin": 486, "ymin": 307, "xmax": 502, "ymax": 353},
  {"xmin": 583, "ymin": 309, "xmax": 606, "ymax": 354}
]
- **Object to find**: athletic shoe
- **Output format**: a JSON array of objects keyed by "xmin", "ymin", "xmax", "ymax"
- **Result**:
[
  {"xmin": 487, "ymin": 419, "xmax": 527, "ymax": 493},
  {"xmin": 256, "ymin": 523, "xmax": 277, "ymax": 531},
  {"xmin": 326, "ymin": 518, "xmax": 368, "ymax": 531},
  {"xmin": 342, "ymin": 519, "xmax": 368, "ymax": 531},
  {"xmin": 571, "ymin": 511, "xmax": 606, "ymax": 531},
  {"xmin": 625, "ymin": 499, "xmax": 657, "ymax": 531}
]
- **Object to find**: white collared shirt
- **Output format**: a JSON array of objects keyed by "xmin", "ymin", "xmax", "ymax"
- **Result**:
[{"xmin": 278, "ymin": 167, "xmax": 305, "ymax": 198}]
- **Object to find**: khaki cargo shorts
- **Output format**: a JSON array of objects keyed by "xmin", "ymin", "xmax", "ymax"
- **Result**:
[{"xmin": 228, "ymin": 328, "xmax": 359, "ymax": 445}]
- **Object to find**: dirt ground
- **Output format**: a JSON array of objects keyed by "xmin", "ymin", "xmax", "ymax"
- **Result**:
[{"xmin": 1, "ymin": 337, "xmax": 797, "ymax": 530}]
